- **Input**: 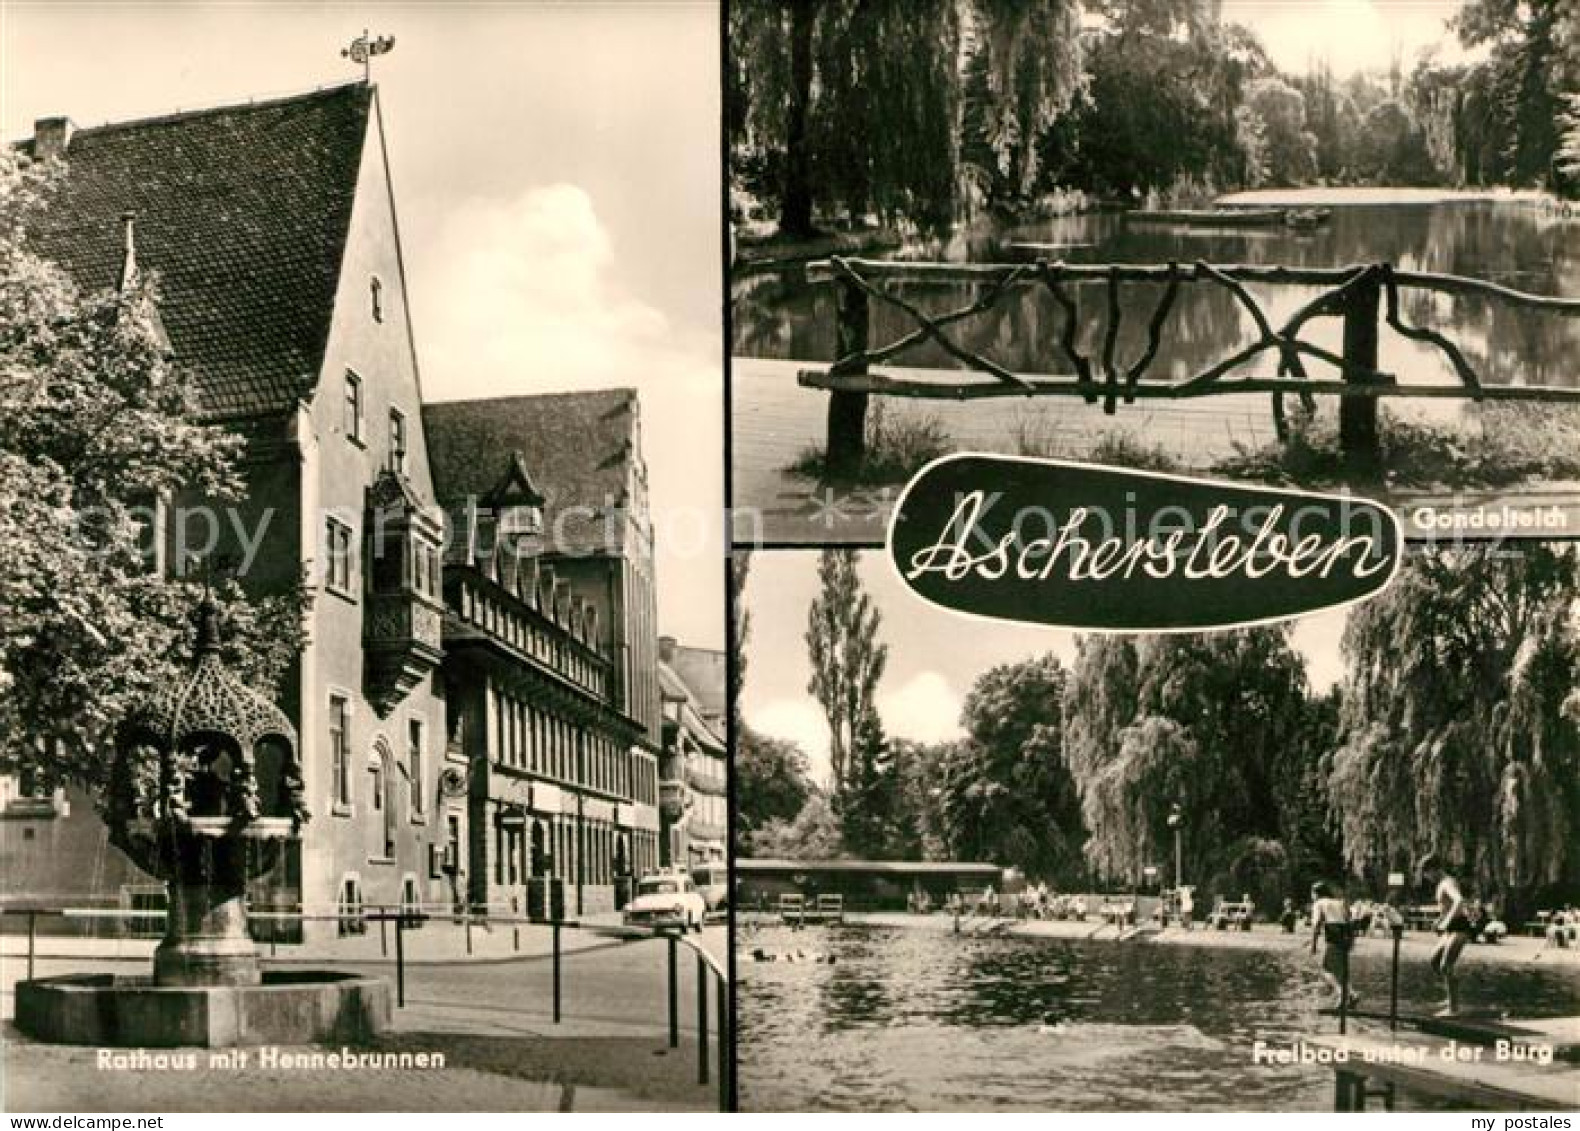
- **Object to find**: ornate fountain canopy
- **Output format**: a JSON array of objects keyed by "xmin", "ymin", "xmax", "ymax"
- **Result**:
[
  {"xmin": 109, "ymin": 597, "xmax": 307, "ymax": 852},
  {"xmin": 124, "ymin": 600, "xmax": 298, "ymax": 752}
]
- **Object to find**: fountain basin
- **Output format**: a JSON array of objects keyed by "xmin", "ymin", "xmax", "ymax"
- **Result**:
[{"xmin": 15, "ymin": 971, "xmax": 390, "ymax": 1048}]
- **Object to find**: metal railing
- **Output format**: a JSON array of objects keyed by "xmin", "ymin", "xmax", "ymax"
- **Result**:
[
  {"xmin": 801, "ymin": 256, "xmax": 1580, "ymax": 477},
  {"xmin": 1, "ymin": 901, "xmax": 732, "ymax": 1111}
]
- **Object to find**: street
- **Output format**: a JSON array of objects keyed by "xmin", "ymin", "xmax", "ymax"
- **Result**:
[{"xmin": 2, "ymin": 922, "xmax": 729, "ymax": 1112}]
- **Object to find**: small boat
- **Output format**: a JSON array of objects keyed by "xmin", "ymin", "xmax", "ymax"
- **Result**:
[
  {"xmin": 1124, "ymin": 207, "xmax": 1331, "ymax": 230},
  {"xmin": 1125, "ymin": 208, "xmax": 1290, "ymax": 228},
  {"xmin": 1007, "ymin": 241, "xmax": 1096, "ymax": 252},
  {"xmin": 1285, "ymin": 207, "xmax": 1332, "ymax": 230}
]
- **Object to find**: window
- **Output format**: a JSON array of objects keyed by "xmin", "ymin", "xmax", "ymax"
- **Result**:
[
  {"xmin": 389, "ymin": 408, "xmax": 407, "ymax": 475},
  {"xmin": 337, "ymin": 876, "xmax": 365, "ymax": 937},
  {"xmin": 370, "ymin": 276, "xmax": 384, "ymax": 323},
  {"xmin": 325, "ymin": 516, "xmax": 355, "ymax": 595},
  {"xmin": 414, "ymin": 542, "xmax": 439, "ymax": 599},
  {"xmin": 329, "ymin": 695, "xmax": 351, "ymax": 810},
  {"xmin": 370, "ymin": 746, "xmax": 395, "ymax": 859},
  {"xmin": 408, "ymin": 719, "xmax": 426, "ymax": 817},
  {"xmin": 344, "ymin": 371, "xmax": 364, "ymax": 443},
  {"xmin": 445, "ymin": 813, "xmax": 462, "ymax": 872}
]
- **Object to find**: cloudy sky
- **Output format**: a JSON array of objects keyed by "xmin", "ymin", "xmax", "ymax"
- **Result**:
[
  {"xmin": 741, "ymin": 551, "xmax": 1349, "ymax": 787},
  {"xmin": 1, "ymin": 0, "xmax": 723, "ymax": 648},
  {"xmin": 1220, "ymin": 0, "xmax": 1476, "ymax": 77}
]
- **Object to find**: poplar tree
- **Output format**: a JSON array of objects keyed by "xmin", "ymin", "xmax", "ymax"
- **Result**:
[{"xmin": 805, "ymin": 549, "xmax": 887, "ymax": 792}]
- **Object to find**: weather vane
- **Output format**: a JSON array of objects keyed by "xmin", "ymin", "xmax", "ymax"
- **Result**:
[{"xmin": 341, "ymin": 29, "xmax": 395, "ymax": 83}]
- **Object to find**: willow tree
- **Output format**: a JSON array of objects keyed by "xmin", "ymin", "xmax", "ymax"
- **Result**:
[
  {"xmin": 1064, "ymin": 630, "xmax": 1312, "ymax": 894},
  {"xmin": 1328, "ymin": 546, "xmax": 1580, "ymax": 910},
  {"xmin": 962, "ymin": 0, "xmax": 1086, "ymax": 206},
  {"xmin": 806, "ymin": 549, "xmax": 887, "ymax": 790},
  {"xmin": 729, "ymin": 0, "xmax": 962, "ymax": 234},
  {"xmin": 729, "ymin": 0, "xmax": 1088, "ymax": 232}
]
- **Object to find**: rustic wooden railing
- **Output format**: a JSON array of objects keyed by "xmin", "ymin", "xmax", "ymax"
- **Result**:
[{"xmin": 799, "ymin": 257, "xmax": 1580, "ymax": 477}]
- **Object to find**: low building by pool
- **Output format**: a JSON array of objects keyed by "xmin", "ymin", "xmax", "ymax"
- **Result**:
[{"xmin": 736, "ymin": 858, "xmax": 1002, "ymax": 912}]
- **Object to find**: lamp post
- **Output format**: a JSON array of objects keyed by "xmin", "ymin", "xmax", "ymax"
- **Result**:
[{"xmin": 1167, "ymin": 804, "xmax": 1184, "ymax": 892}]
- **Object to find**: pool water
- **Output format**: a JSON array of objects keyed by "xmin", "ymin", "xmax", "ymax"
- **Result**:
[{"xmin": 736, "ymin": 922, "xmax": 1580, "ymax": 1111}]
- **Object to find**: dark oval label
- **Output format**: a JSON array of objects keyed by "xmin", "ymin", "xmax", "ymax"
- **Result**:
[{"xmin": 888, "ymin": 454, "xmax": 1402, "ymax": 631}]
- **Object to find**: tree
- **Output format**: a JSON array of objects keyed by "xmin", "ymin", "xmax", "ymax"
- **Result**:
[
  {"xmin": 1328, "ymin": 546, "xmax": 1580, "ymax": 914},
  {"xmin": 1559, "ymin": 93, "xmax": 1580, "ymax": 180},
  {"xmin": 751, "ymin": 791, "xmax": 846, "ymax": 860},
  {"xmin": 1294, "ymin": 62, "xmax": 1362, "ymax": 181},
  {"xmin": 1064, "ymin": 630, "xmax": 1312, "ymax": 893},
  {"xmin": 1047, "ymin": 7, "xmax": 1270, "ymax": 196},
  {"xmin": 0, "ymin": 152, "xmax": 305, "ymax": 796},
  {"xmin": 936, "ymin": 653, "xmax": 1086, "ymax": 881},
  {"xmin": 805, "ymin": 549, "xmax": 887, "ymax": 790},
  {"xmin": 836, "ymin": 707, "xmax": 917, "ymax": 858},
  {"xmin": 891, "ymin": 736, "xmax": 955, "ymax": 861},
  {"xmin": 729, "ymin": 0, "xmax": 963, "ymax": 233},
  {"xmin": 736, "ymin": 724, "xmax": 814, "ymax": 844},
  {"xmin": 1406, "ymin": 57, "xmax": 1468, "ymax": 183},
  {"xmin": 1244, "ymin": 77, "xmax": 1317, "ymax": 185},
  {"xmin": 962, "ymin": 0, "xmax": 1086, "ymax": 205},
  {"xmin": 1354, "ymin": 99, "xmax": 1436, "ymax": 184},
  {"xmin": 1455, "ymin": 0, "xmax": 1580, "ymax": 189},
  {"xmin": 729, "ymin": 550, "xmax": 751, "ymax": 742},
  {"xmin": 729, "ymin": 0, "xmax": 1089, "ymax": 231}
]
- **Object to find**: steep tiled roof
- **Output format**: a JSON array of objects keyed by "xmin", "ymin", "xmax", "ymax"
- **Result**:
[
  {"xmin": 20, "ymin": 84, "xmax": 372, "ymax": 421},
  {"xmin": 658, "ymin": 660, "xmax": 691, "ymax": 703},
  {"xmin": 659, "ymin": 659, "xmax": 724, "ymax": 750},
  {"xmin": 665, "ymin": 644, "xmax": 725, "ymax": 724},
  {"xmin": 422, "ymin": 389, "xmax": 644, "ymax": 556}
]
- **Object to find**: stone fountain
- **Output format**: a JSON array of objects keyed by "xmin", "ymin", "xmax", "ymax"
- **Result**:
[{"xmin": 14, "ymin": 602, "xmax": 389, "ymax": 1047}]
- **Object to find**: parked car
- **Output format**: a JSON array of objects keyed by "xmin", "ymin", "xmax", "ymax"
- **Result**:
[
  {"xmin": 622, "ymin": 873, "xmax": 707, "ymax": 932},
  {"xmin": 691, "ymin": 863, "xmax": 728, "ymax": 913}
]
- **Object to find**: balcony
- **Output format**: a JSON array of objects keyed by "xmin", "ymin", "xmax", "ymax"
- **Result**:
[
  {"xmin": 659, "ymin": 777, "xmax": 690, "ymax": 821},
  {"xmin": 365, "ymin": 591, "xmax": 445, "ymax": 716},
  {"xmin": 686, "ymin": 761, "xmax": 726, "ymax": 797},
  {"xmin": 363, "ymin": 470, "xmax": 446, "ymax": 716}
]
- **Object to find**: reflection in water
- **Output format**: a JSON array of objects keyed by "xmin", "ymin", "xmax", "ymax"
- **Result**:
[
  {"xmin": 734, "ymin": 203, "xmax": 1580, "ymax": 405},
  {"xmin": 738, "ymin": 923, "xmax": 1580, "ymax": 1112}
]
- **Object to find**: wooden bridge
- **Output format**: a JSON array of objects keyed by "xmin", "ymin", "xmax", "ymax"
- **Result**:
[{"xmin": 798, "ymin": 256, "xmax": 1580, "ymax": 479}]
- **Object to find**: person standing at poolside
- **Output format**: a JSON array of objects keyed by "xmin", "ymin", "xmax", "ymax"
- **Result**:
[
  {"xmin": 1419, "ymin": 853, "xmax": 1474, "ymax": 1016},
  {"xmin": 1309, "ymin": 882, "xmax": 1357, "ymax": 1010}
]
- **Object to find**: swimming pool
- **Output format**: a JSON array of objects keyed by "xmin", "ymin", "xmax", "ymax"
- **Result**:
[{"xmin": 736, "ymin": 921, "xmax": 1579, "ymax": 1111}]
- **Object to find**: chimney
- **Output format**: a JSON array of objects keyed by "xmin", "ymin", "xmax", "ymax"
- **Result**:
[
  {"xmin": 33, "ymin": 117, "xmax": 75, "ymax": 161},
  {"xmin": 658, "ymin": 635, "xmax": 676, "ymax": 663},
  {"xmin": 119, "ymin": 213, "xmax": 138, "ymax": 291}
]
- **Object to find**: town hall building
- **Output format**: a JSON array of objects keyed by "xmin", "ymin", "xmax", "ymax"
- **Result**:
[{"xmin": 1, "ymin": 82, "xmax": 673, "ymax": 938}]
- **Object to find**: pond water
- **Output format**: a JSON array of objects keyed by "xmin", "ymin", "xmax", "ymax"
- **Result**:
[
  {"xmin": 737, "ymin": 922, "xmax": 1580, "ymax": 1112},
  {"xmin": 734, "ymin": 200, "xmax": 1580, "ymax": 399}
]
